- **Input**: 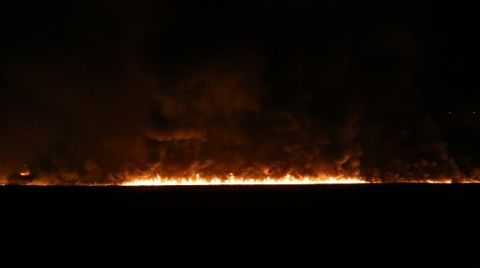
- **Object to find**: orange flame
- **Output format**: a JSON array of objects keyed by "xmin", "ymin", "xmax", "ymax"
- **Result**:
[
  {"xmin": 121, "ymin": 174, "xmax": 369, "ymax": 186},
  {"xmin": 20, "ymin": 169, "xmax": 31, "ymax": 177},
  {"xmin": 121, "ymin": 174, "xmax": 480, "ymax": 186},
  {"xmin": 1, "ymin": 171, "xmax": 480, "ymax": 186}
]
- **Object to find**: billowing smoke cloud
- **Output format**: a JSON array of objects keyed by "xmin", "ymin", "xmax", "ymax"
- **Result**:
[{"xmin": 0, "ymin": 0, "xmax": 472, "ymax": 184}]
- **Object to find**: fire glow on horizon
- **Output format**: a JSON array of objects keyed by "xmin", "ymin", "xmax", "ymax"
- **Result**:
[
  {"xmin": 1, "ymin": 169, "xmax": 480, "ymax": 186},
  {"xmin": 121, "ymin": 175, "xmax": 480, "ymax": 186},
  {"xmin": 121, "ymin": 174, "xmax": 370, "ymax": 186}
]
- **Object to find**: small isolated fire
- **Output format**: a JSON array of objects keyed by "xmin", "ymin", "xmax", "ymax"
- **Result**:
[{"xmin": 19, "ymin": 166, "xmax": 31, "ymax": 177}]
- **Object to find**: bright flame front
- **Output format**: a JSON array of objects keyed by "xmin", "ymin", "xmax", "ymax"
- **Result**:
[{"xmin": 122, "ymin": 174, "xmax": 369, "ymax": 186}]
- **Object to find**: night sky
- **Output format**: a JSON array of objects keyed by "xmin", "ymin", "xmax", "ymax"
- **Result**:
[{"xmin": 1, "ymin": 0, "xmax": 479, "ymax": 183}]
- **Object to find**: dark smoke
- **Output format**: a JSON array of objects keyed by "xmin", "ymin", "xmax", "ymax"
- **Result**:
[{"xmin": 0, "ymin": 0, "xmax": 476, "ymax": 183}]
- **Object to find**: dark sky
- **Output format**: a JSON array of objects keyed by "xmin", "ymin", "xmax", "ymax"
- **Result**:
[{"xmin": 1, "ymin": 0, "xmax": 479, "ymax": 183}]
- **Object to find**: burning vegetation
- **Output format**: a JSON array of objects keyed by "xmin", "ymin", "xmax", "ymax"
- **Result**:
[{"xmin": 1, "ymin": 1, "xmax": 479, "ymax": 185}]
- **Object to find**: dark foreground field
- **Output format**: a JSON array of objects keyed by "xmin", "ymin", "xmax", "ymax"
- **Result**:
[{"xmin": 1, "ymin": 185, "xmax": 479, "ymax": 267}]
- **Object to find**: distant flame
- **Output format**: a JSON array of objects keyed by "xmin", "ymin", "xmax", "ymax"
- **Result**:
[
  {"xmin": 19, "ymin": 168, "xmax": 31, "ymax": 177},
  {"xmin": 121, "ymin": 174, "xmax": 480, "ymax": 186},
  {"xmin": 122, "ymin": 174, "xmax": 369, "ymax": 186},
  {"xmin": 1, "ymin": 170, "xmax": 480, "ymax": 186}
]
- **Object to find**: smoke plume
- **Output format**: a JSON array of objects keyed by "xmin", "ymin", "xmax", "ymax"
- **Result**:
[{"xmin": 0, "ymin": 0, "xmax": 473, "ymax": 184}]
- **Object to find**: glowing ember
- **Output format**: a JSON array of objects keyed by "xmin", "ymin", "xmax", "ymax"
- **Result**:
[{"xmin": 122, "ymin": 174, "xmax": 369, "ymax": 186}]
